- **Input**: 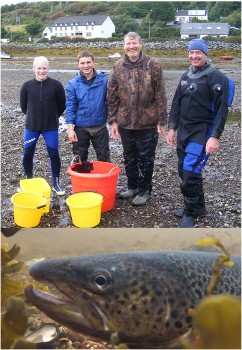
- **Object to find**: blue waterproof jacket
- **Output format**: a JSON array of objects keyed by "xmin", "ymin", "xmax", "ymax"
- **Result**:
[{"xmin": 65, "ymin": 71, "xmax": 108, "ymax": 127}]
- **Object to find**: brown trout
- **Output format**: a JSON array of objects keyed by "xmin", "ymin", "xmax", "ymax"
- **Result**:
[{"xmin": 25, "ymin": 250, "xmax": 241, "ymax": 348}]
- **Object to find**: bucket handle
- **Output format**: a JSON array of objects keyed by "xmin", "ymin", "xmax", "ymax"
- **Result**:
[
  {"xmin": 37, "ymin": 204, "xmax": 46, "ymax": 209},
  {"xmin": 108, "ymin": 166, "xmax": 118, "ymax": 175}
]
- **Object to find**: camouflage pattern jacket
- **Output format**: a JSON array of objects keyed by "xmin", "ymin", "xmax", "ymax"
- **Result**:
[{"xmin": 107, "ymin": 52, "xmax": 167, "ymax": 130}]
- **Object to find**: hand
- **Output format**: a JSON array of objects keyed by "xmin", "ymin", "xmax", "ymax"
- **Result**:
[
  {"xmin": 206, "ymin": 137, "xmax": 219, "ymax": 155},
  {"xmin": 166, "ymin": 129, "xmax": 176, "ymax": 146},
  {"xmin": 111, "ymin": 122, "xmax": 120, "ymax": 139},
  {"xmin": 68, "ymin": 129, "xmax": 78, "ymax": 142},
  {"xmin": 157, "ymin": 125, "xmax": 167, "ymax": 138}
]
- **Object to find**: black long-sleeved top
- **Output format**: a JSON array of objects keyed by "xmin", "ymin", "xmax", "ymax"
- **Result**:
[
  {"xmin": 20, "ymin": 77, "xmax": 66, "ymax": 131},
  {"xmin": 168, "ymin": 61, "xmax": 231, "ymax": 142}
]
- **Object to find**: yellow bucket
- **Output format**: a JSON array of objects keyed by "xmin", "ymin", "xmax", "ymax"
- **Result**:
[
  {"xmin": 66, "ymin": 192, "xmax": 103, "ymax": 228},
  {"xmin": 11, "ymin": 192, "xmax": 47, "ymax": 228},
  {"xmin": 19, "ymin": 178, "xmax": 51, "ymax": 213}
]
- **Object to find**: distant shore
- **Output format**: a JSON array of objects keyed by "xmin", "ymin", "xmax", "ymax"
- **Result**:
[{"xmin": 2, "ymin": 39, "xmax": 241, "ymax": 58}]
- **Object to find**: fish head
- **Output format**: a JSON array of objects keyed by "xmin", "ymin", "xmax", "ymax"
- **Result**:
[{"xmin": 25, "ymin": 252, "xmax": 194, "ymax": 347}]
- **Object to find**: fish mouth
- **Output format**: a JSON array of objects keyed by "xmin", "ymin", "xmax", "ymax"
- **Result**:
[{"xmin": 24, "ymin": 285, "xmax": 112, "ymax": 341}]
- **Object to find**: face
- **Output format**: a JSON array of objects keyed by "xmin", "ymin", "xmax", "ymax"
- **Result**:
[
  {"xmin": 33, "ymin": 63, "xmax": 49, "ymax": 81},
  {"xmin": 78, "ymin": 56, "xmax": 94, "ymax": 79},
  {"xmin": 188, "ymin": 50, "xmax": 207, "ymax": 68},
  {"xmin": 124, "ymin": 36, "xmax": 142, "ymax": 62}
]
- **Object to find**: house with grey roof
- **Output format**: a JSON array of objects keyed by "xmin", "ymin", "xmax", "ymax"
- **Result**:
[
  {"xmin": 175, "ymin": 9, "xmax": 208, "ymax": 23},
  {"xmin": 180, "ymin": 22, "xmax": 229, "ymax": 39},
  {"xmin": 42, "ymin": 26, "xmax": 52, "ymax": 39},
  {"xmin": 42, "ymin": 15, "xmax": 115, "ymax": 40}
]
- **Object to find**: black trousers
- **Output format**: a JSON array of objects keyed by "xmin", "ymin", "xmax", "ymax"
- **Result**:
[
  {"xmin": 118, "ymin": 127, "xmax": 158, "ymax": 196},
  {"xmin": 177, "ymin": 147, "xmax": 206, "ymax": 217},
  {"xmin": 73, "ymin": 126, "xmax": 110, "ymax": 162}
]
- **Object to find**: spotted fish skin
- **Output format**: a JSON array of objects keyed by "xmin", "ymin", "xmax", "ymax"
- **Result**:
[{"xmin": 26, "ymin": 250, "xmax": 241, "ymax": 348}]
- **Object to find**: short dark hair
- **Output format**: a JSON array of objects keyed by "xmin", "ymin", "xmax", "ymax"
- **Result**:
[{"xmin": 77, "ymin": 50, "xmax": 94, "ymax": 62}]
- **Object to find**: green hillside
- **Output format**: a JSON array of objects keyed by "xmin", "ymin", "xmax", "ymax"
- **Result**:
[{"xmin": 1, "ymin": 1, "xmax": 241, "ymax": 42}]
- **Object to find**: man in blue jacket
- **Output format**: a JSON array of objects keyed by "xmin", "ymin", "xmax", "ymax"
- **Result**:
[
  {"xmin": 167, "ymin": 39, "xmax": 234, "ymax": 228},
  {"xmin": 66, "ymin": 50, "xmax": 110, "ymax": 163}
]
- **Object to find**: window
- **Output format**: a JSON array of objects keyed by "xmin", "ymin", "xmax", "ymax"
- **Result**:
[
  {"xmin": 86, "ymin": 26, "xmax": 89, "ymax": 30},
  {"xmin": 92, "ymin": 26, "xmax": 94, "ymax": 30},
  {"xmin": 86, "ymin": 32, "xmax": 92, "ymax": 37},
  {"xmin": 207, "ymin": 27, "xmax": 211, "ymax": 29}
]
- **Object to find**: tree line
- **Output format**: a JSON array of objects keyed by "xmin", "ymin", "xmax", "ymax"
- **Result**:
[{"xmin": 1, "ymin": 1, "xmax": 241, "ymax": 42}]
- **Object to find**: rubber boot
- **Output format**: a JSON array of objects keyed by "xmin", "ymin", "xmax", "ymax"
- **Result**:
[{"xmin": 52, "ymin": 177, "xmax": 65, "ymax": 196}]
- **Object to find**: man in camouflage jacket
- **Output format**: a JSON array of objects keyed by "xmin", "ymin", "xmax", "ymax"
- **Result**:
[{"xmin": 107, "ymin": 32, "xmax": 167, "ymax": 206}]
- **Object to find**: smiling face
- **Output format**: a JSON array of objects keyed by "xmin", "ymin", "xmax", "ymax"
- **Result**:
[
  {"xmin": 33, "ymin": 62, "xmax": 49, "ymax": 81},
  {"xmin": 188, "ymin": 50, "xmax": 207, "ymax": 68},
  {"xmin": 124, "ymin": 35, "xmax": 142, "ymax": 62},
  {"xmin": 78, "ymin": 56, "xmax": 95, "ymax": 80}
]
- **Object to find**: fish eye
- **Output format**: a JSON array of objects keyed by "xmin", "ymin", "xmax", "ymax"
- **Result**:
[{"xmin": 90, "ymin": 269, "xmax": 113, "ymax": 291}]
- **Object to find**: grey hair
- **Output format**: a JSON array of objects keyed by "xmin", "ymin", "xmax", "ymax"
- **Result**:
[
  {"xmin": 33, "ymin": 56, "xmax": 49, "ymax": 68},
  {"xmin": 124, "ymin": 32, "xmax": 142, "ymax": 44}
]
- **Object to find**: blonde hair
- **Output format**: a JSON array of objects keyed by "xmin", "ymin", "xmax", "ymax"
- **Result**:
[{"xmin": 33, "ymin": 56, "xmax": 49, "ymax": 68}]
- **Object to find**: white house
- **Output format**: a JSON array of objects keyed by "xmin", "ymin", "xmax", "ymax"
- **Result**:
[
  {"xmin": 175, "ymin": 9, "xmax": 208, "ymax": 23},
  {"xmin": 42, "ymin": 15, "xmax": 115, "ymax": 40},
  {"xmin": 180, "ymin": 22, "xmax": 229, "ymax": 39},
  {"xmin": 42, "ymin": 26, "xmax": 52, "ymax": 39}
]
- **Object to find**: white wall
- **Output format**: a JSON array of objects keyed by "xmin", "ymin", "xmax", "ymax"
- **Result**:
[{"xmin": 44, "ymin": 16, "xmax": 115, "ymax": 39}]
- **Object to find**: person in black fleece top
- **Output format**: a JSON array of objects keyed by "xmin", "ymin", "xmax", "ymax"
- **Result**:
[{"xmin": 20, "ymin": 56, "xmax": 66, "ymax": 195}]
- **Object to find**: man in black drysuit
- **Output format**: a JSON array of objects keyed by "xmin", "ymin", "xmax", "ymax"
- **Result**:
[{"xmin": 167, "ymin": 39, "xmax": 234, "ymax": 228}]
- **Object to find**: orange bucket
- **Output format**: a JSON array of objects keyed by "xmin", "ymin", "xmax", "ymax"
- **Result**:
[{"xmin": 67, "ymin": 161, "xmax": 121, "ymax": 212}]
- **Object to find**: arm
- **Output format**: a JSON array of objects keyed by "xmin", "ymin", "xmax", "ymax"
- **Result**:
[
  {"xmin": 168, "ymin": 83, "xmax": 181, "ymax": 131},
  {"xmin": 65, "ymin": 81, "xmax": 78, "ymax": 126},
  {"xmin": 205, "ymin": 72, "xmax": 232, "ymax": 155},
  {"xmin": 152, "ymin": 60, "xmax": 168, "ymax": 127},
  {"xmin": 107, "ymin": 68, "xmax": 120, "ymax": 125},
  {"xmin": 209, "ymin": 72, "xmax": 231, "ymax": 139},
  {"xmin": 56, "ymin": 82, "xmax": 66, "ymax": 117},
  {"xmin": 20, "ymin": 82, "xmax": 28, "ymax": 114}
]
